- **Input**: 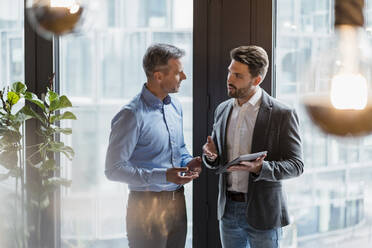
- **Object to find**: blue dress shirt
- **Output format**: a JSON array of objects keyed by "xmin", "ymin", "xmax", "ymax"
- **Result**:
[{"xmin": 105, "ymin": 84, "xmax": 193, "ymax": 192}]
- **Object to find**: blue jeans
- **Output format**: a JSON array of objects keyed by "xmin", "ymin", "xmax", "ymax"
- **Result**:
[{"xmin": 220, "ymin": 198, "xmax": 282, "ymax": 248}]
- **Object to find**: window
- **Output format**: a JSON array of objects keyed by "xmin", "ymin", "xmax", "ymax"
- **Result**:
[
  {"xmin": 59, "ymin": 0, "xmax": 193, "ymax": 247},
  {"xmin": 276, "ymin": 0, "xmax": 372, "ymax": 246},
  {"xmin": 0, "ymin": 0, "xmax": 24, "ymax": 88}
]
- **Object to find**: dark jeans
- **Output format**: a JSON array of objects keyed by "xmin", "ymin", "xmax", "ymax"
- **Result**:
[
  {"xmin": 220, "ymin": 198, "xmax": 282, "ymax": 248},
  {"xmin": 126, "ymin": 187, "xmax": 187, "ymax": 248}
]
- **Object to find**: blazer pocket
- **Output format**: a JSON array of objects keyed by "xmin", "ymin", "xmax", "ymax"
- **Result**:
[{"xmin": 260, "ymin": 181, "xmax": 282, "ymax": 189}]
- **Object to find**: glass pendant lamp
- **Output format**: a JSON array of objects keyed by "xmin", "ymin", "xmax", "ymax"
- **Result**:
[
  {"xmin": 26, "ymin": 0, "xmax": 85, "ymax": 39},
  {"xmin": 302, "ymin": 0, "xmax": 372, "ymax": 137}
]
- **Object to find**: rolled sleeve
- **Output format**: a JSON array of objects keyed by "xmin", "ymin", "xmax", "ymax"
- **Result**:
[{"xmin": 149, "ymin": 168, "xmax": 168, "ymax": 184}]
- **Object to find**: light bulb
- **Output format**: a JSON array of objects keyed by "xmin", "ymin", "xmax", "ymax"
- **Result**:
[
  {"xmin": 330, "ymin": 73, "xmax": 367, "ymax": 110},
  {"xmin": 302, "ymin": 0, "xmax": 372, "ymax": 137},
  {"xmin": 26, "ymin": 0, "xmax": 86, "ymax": 39}
]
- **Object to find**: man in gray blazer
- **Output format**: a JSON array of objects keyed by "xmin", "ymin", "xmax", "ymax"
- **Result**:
[{"xmin": 203, "ymin": 45, "xmax": 304, "ymax": 248}]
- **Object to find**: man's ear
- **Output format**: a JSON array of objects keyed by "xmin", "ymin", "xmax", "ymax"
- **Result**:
[
  {"xmin": 153, "ymin": 71, "xmax": 164, "ymax": 82},
  {"xmin": 253, "ymin": 75, "xmax": 262, "ymax": 86}
]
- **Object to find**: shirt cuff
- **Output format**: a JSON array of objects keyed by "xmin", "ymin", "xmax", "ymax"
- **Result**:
[
  {"xmin": 182, "ymin": 157, "xmax": 193, "ymax": 167},
  {"xmin": 149, "ymin": 168, "xmax": 167, "ymax": 184}
]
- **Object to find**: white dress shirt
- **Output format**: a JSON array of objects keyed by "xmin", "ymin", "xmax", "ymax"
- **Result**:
[{"xmin": 226, "ymin": 87, "xmax": 262, "ymax": 193}]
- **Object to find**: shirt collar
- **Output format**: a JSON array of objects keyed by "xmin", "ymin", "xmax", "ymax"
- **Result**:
[
  {"xmin": 141, "ymin": 84, "xmax": 171, "ymax": 109},
  {"xmin": 234, "ymin": 86, "xmax": 262, "ymax": 108}
]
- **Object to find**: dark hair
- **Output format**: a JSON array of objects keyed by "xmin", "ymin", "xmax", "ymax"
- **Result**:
[
  {"xmin": 230, "ymin": 45, "xmax": 269, "ymax": 80},
  {"xmin": 143, "ymin": 43, "xmax": 185, "ymax": 78}
]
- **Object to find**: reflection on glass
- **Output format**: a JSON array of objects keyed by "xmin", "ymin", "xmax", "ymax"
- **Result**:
[
  {"xmin": 276, "ymin": 0, "xmax": 372, "ymax": 247},
  {"xmin": 59, "ymin": 0, "xmax": 193, "ymax": 247}
]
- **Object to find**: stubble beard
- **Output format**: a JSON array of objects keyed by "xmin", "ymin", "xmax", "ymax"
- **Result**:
[{"xmin": 228, "ymin": 86, "xmax": 250, "ymax": 99}]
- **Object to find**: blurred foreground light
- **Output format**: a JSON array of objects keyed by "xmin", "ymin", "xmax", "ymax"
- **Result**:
[
  {"xmin": 26, "ymin": 0, "xmax": 86, "ymax": 39},
  {"xmin": 302, "ymin": 0, "xmax": 372, "ymax": 137}
]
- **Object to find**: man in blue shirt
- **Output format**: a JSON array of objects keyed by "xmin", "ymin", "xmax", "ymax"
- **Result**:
[{"xmin": 105, "ymin": 43, "xmax": 201, "ymax": 248}]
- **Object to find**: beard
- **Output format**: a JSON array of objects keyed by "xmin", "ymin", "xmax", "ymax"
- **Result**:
[{"xmin": 227, "ymin": 84, "xmax": 251, "ymax": 99}]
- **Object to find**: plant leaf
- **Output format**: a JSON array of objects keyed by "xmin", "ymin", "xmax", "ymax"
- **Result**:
[
  {"xmin": 49, "ymin": 95, "xmax": 72, "ymax": 111},
  {"xmin": 24, "ymin": 92, "xmax": 46, "ymax": 111},
  {"xmin": 21, "ymin": 105, "xmax": 46, "ymax": 125},
  {"xmin": 11, "ymin": 82, "xmax": 27, "ymax": 94},
  {"xmin": 7, "ymin": 92, "xmax": 20, "ymax": 105},
  {"xmin": 54, "ymin": 127, "xmax": 72, "ymax": 135},
  {"xmin": 41, "ymin": 159, "xmax": 56, "ymax": 171},
  {"xmin": 50, "ymin": 111, "xmax": 77, "ymax": 123},
  {"xmin": 14, "ymin": 109, "xmax": 33, "ymax": 122},
  {"xmin": 48, "ymin": 142, "xmax": 75, "ymax": 160},
  {"xmin": 46, "ymin": 91, "xmax": 58, "ymax": 106}
]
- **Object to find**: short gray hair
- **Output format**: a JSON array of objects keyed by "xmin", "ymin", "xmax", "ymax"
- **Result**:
[
  {"xmin": 143, "ymin": 43, "xmax": 185, "ymax": 78},
  {"xmin": 230, "ymin": 45, "xmax": 269, "ymax": 81}
]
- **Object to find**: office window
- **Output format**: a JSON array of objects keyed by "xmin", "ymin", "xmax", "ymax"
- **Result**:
[
  {"xmin": 0, "ymin": 0, "xmax": 24, "ymax": 247},
  {"xmin": 59, "ymin": 0, "xmax": 193, "ymax": 247},
  {"xmin": 276, "ymin": 0, "xmax": 372, "ymax": 247},
  {"xmin": 0, "ymin": 0, "xmax": 24, "ymax": 88}
]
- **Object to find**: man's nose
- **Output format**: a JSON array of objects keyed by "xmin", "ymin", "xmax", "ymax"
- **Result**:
[
  {"xmin": 227, "ymin": 73, "xmax": 234, "ymax": 83},
  {"xmin": 181, "ymin": 71, "xmax": 186, "ymax": 80}
]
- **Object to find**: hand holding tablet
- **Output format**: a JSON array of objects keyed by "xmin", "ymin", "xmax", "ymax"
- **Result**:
[{"xmin": 216, "ymin": 151, "xmax": 267, "ymax": 174}]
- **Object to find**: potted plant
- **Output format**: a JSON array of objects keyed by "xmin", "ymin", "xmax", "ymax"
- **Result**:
[
  {"xmin": 0, "ymin": 82, "xmax": 32, "ymax": 248},
  {"xmin": 0, "ymin": 77, "xmax": 77, "ymax": 248}
]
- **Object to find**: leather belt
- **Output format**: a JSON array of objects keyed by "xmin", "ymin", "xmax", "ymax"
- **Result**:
[
  {"xmin": 227, "ymin": 191, "xmax": 246, "ymax": 202},
  {"xmin": 130, "ymin": 186, "xmax": 184, "ymax": 200}
]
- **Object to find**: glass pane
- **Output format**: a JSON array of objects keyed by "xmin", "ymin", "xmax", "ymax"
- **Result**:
[
  {"xmin": 59, "ymin": 0, "xmax": 193, "ymax": 247},
  {"xmin": 276, "ymin": 0, "xmax": 372, "ymax": 247},
  {"xmin": 0, "ymin": 0, "xmax": 24, "ymax": 247}
]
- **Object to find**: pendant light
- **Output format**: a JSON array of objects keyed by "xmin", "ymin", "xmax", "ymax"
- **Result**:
[{"xmin": 302, "ymin": 0, "xmax": 372, "ymax": 136}]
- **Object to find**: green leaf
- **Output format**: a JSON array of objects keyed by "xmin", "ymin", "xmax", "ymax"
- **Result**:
[
  {"xmin": 11, "ymin": 82, "xmax": 27, "ymax": 94},
  {"xmin": 48, "ymin": 142, "xmax": 75, "ymax": 160},
  {"xmin": 21, "ymin": 105, "xmax": 46, "ymax": 125},
  {"xmin": 46, "ymin": 91, "xmax": 58, "ymax": 106},
  {"xmin": 41, "ymin": 159, "xmax": 56, "ymax": 171},
  {"xmin": 24, "ymin": 92, "xmax": 46, "ymax": 111},
  {"xmin": 49, "ymin": 95, "xmax": 72, "ymax": 111},
  {"xmin": 7, "ymin": 92, "xmax": 20, "ymax": 105},
  {"xmin": 50, "ymin": 111, "xmax": 77, "ymax": 123},
  {"xmin": 14, "ymin": 109, "xmax": 33, "ymax": 122},
  {"xmin": 54, "ymin": 127, "xmax": 72, "ymax": 135}
]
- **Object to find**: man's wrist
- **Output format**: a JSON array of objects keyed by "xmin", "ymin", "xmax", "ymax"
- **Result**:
[{"xmin": 205, "ymin": 154, "xmax": 217, "ymax": 163}]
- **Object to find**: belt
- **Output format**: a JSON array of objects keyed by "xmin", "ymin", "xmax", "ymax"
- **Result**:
[
  {"xmin": 130, "ymin": 186, "xmax": 184, "ymax": 200},
  {"xmin": 227, "ymin": 191, "xmax": 246, "ymax": 202}
]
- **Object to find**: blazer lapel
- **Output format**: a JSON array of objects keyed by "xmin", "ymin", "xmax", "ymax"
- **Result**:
[
  {"xmin": 251, "ymin": 91, "xmax": 272, "ymax": 153},
  {"xmin": 220, "ymin": 100, "xmax": 233, "ymax": 164}
]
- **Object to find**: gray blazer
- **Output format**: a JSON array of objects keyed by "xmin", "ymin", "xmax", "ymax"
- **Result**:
[{"xmin": 203, "ymin": 90, "xmax": 304, "ymax": 230}]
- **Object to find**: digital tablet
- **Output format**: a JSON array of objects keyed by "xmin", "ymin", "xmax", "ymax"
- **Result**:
[{"xmin": 215, "ymin": 151, "xmax": 267, "ymax": 174}]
